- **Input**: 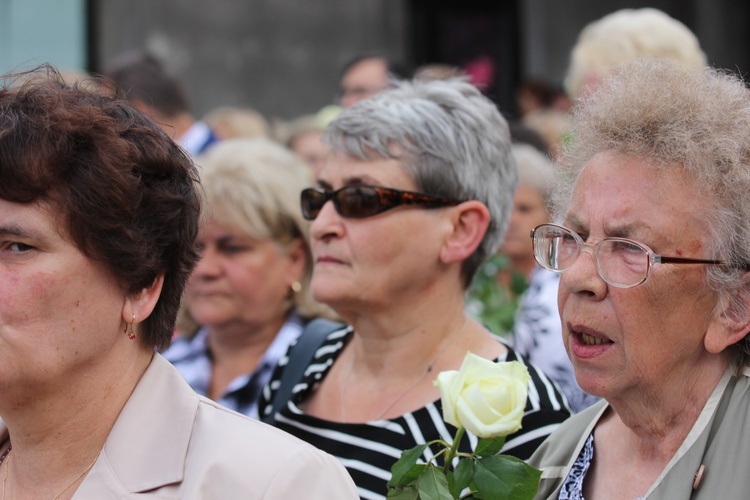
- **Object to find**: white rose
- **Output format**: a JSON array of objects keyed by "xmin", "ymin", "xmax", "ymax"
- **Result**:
[{"xmin": 435, "ymin": 352, "xmax": 530, "ymax": 439}]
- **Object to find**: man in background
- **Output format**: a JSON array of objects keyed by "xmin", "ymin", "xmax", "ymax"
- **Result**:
[
  {"xmin": 104, "ymin": 52, "xmax": 219, "ymax": 156},
  {"xmin": 338, "ymin": 54, "xmax": 408, "ymax": 108}
]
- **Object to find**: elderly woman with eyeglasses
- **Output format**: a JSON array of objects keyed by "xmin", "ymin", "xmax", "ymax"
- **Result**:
[
  {"xmin": 259, "ymin": 78, "xmax": 571, "ymax": 499},
  {"xmin": 527, "ymin": 60, "xmax": 750, "ymax": 499}
]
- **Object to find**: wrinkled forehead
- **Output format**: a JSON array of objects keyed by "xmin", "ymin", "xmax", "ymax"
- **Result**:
[{"xmin": 566, "ymin": 152, "xmax": 713, "ymax": 233}]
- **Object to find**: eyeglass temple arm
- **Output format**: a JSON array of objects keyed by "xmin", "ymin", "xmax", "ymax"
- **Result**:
[
  {"xmin": 656, "ymin": 256, "xmax": 724, "ymax": 265},
  {"xmin": 390, "ymin": 190, "xmax": 460, "ymax": 207}
]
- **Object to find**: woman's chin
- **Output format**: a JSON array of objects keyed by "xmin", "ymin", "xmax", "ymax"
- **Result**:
[{"xmin": 571, "ymin": 365, "xmax": 612, "ymax": 400}]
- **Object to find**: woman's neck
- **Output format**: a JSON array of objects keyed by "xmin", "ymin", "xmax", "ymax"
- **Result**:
[
  {"xmin": 302, "ymin": 279, "xmax": 509, "ymax": 422},
  {"xmin": 343, "ymin": 294, "xmax": 505, "ymax": 379},
  {"xmin": 207, "ymin": 315, "xmax": 286, "ymax": 360},
  {"xmin": 206, "ymin": 314, "xmax": 288, "ymax": 399},
  {"xmin": 606, "ymin": 355, "xmax": 729, "ymax": 458},
  {"xmin": 0, "ymin": 348, "xmax": 152, "ymax": 497}
]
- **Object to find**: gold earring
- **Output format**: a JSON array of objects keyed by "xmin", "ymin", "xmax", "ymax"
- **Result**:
[
  {"xmin": 124, "ymin": 314, "xmax": 136, "ymax": 340},
  {"xmin": 290, "ymin": 281, "xmax": 302, "ymax": 294}
]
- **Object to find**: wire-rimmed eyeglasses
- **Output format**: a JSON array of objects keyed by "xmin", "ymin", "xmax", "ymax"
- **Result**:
[{"xmin": 530, "ymin": 223, "xmax": 724, "ymax": 288}]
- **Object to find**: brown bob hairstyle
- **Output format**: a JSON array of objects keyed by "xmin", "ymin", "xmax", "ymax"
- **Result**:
[{"xmin": 0, "ymin": 65, "xmax": 201, "ymax": 349}]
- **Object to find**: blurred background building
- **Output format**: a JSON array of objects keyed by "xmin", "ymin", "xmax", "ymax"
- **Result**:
[{"xmin": 1, "ymin": 0, "xmax": 748, "ymax": 121}]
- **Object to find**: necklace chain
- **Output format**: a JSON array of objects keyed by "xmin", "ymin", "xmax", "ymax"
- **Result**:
[
  {"xmin": 1, "ymin": 444, "xmax": 100, "ymax": 500},
  {"xmin": 340, "ymin": 316, "xmax": 468, "ymax": 421}
]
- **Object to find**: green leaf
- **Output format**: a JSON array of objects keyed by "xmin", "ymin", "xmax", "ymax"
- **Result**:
[
  {"xmin": 472, "ymin": 455, "xmax": 541, "ymax": 500},
  {"xmin": 399, "ymin": 464, "xmax": 429, "ymax": 489},
  {"xmin": 448, "ymin": 458, "xmax": 475, "ymax": 497},
  {"xmin": 387, "ymin": 486, "xmax": 420, "ymax": 500},
  {"xmin": 416, "ymin": 466, "xmax": 453, "ymax": 500},
  {"xmin": 474, "ymin": 437, "xmax": 505, "ymax": 457},
  {"xmin": 465, "ymin": 253, "xmax": 526, "ymax": 336},
  {"xmin": 388, "ymin": 443, "xmax": 429, "ymax": 488}
]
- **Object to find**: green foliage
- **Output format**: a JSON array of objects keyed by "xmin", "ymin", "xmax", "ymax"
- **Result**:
[
  {"xmin": 448, "ymin": 458, "xmax": 474, "ymax": 497},
  {"xmin": 416, "ymin": 467, "xmax": 452, "ymax": 499},
  {"xmin": 388, "ymin": 444, "xmax": 430, "ymax": 488},
  {"xmin": 466, "ymin": 254, "xmax": 528, "ymax": 336},
  {"xmin": 473, "ymin": 437, "xmax": 505, "ymax": 458},
  {"xmin": 472, "ymin": 456, "xmax": 542, "ymax": 500},
  {"xmin": 387, "ymin": 429, "xmax": 540, "ymax": 500},
  {"xmin": 387, "ymin": 488, "xmax": 421, "ymax": 500}
]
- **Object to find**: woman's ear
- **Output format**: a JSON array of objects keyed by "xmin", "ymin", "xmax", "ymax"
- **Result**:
[
  {"xmin": 122, "ymin": 273, "xmax": 165, "ymax": 324},
  {"xmin": 439, "ymin": 201, "xmax": 491, "ymax": 265},
  {"xmin": 284, "ymin": 237, "xmax": 308, "ymax": 284},
  {"xmin": 705, "ymin": 274, "xmax": 750, "ymax": 354}
]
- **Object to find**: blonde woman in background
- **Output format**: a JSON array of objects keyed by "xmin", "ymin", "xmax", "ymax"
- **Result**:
[
  {"xmin": 565, "ymin": 8, "xmax": 707, "ymax": 100},
  {"xmin": 163, "ymin": 138, "xmax": 333, "ymax": 419}
]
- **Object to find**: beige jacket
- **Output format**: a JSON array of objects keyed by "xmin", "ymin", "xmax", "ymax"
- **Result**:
[{"xmin": 0, "ymin": 354, "xmax": 358, "ymax": 499}]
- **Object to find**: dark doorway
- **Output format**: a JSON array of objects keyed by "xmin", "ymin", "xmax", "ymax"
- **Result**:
[{"xmin": 408, "ymin": 0, "xmax": 521, "ymax": 117}]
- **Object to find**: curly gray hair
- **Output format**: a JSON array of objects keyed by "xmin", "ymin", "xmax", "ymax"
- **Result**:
[{"xmin": 553, "ymin": 59, "xmax": 750, "ymax": 362}]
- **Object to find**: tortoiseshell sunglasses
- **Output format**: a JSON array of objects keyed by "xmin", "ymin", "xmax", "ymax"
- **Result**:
[{"xmin": 301, "ymin": 184, "xmax": 462, "ymax": 220}]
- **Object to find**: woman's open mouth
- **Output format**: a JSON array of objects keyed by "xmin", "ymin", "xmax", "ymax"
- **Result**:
[{"xmin": 580, "ymin": 332, "xmax": 611, "ymax": 346}]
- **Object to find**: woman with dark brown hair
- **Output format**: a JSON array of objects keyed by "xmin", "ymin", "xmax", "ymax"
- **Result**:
[{"xmin": 0, "ymin": 67, "xmax": 356, "ymax": 499}]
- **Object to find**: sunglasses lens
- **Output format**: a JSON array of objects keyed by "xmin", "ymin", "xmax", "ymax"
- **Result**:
[
  {"xmin": 337, "ymin": 185, "xmax": 381, "ymax": 217},
  {"xmin": 301, "ymin": 189, "xmax": 326, "ymax": 220}
]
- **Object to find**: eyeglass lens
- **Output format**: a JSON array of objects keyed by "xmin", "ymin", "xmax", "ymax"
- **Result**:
[
  {"xmin": 533, "ymin": 225, "xmax": 650, "ymax": 287},
  {"xmin": 301, "ymin": 186, "xmax": 383, "ymax": 220}
]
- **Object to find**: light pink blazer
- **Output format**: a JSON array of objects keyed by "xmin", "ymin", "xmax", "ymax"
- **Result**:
[{"xmin": 0, "ymin": 354, "xmax": 358, "ymax": 499}]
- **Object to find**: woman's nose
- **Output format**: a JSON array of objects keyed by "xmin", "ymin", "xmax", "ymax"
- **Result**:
[
  {"xmin": 310, "ymin": 200, "xmax": 344, "ymax": 241},
  {"xmin": 560, "ymin": 244, "xmax": 607, "ymax": 299},
  {"xmin": 192, "ymin": 245, "xmax": 221, "ymax": 278}
]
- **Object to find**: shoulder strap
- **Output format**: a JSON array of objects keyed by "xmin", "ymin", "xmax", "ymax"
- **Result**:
[{"xmin": 262, "ymin": 318, "xmax": 344, "ymax": 424}]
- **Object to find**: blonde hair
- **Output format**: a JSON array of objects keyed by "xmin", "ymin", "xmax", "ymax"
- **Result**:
[
  {"xmin": 512, "ymin": 143, "xmax": 555, "ymax": 206},
  {"xmin": 203, "ymin": 106, "xmax": 270, "ymax": 140},
  {"xmin": 193, "ymin": 138, "xmax": 334, "ymax": 319},
  {"xmin": 566, "ymin": 8, "xmax": 706, "ymax": 99}
]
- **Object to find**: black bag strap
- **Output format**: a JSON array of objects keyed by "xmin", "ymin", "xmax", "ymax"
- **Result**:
[{"xmin": 262, "ymin": 318, "xmax": 344, "ymax": 424}]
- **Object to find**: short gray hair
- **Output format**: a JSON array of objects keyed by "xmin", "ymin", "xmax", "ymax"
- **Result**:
[
  {"xmin": 324, "ymin": 78, "xmax": 517, "ymax": 287},
  {"xmin": 555, "ymin": 60, "xmax": 750, "ymax": 362}
]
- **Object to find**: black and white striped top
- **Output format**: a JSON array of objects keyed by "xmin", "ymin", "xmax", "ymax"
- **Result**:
[{"xmin": 259, "ymin": 326, "xmax": 571, "ymax": 500}]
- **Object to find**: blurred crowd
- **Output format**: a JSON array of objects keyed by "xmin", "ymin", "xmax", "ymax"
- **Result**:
[
  {"xmin": 60, "ymin": 6, "xmax": 711, "ymax": 419},
  {"xmin": 7, "ymin": 6, "xmax": 742, "ymax": 499}
]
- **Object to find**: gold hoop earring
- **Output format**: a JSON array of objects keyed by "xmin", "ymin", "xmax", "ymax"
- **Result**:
[{"xmin": 124, "ymin": 314, "xmax": 136, "ymax": 340}]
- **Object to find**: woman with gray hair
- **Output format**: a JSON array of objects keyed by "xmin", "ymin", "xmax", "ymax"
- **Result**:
[
  {"xmin": 260, "ymin": 78, "xmax": 570, "ymax": 498},
  {"xmin": 529, "ymin": 60, "xmax": 750, "ymax": 498},
  {"xmin": 163, "ymin": 138, "xmax": 332, "ymax": 419}
]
